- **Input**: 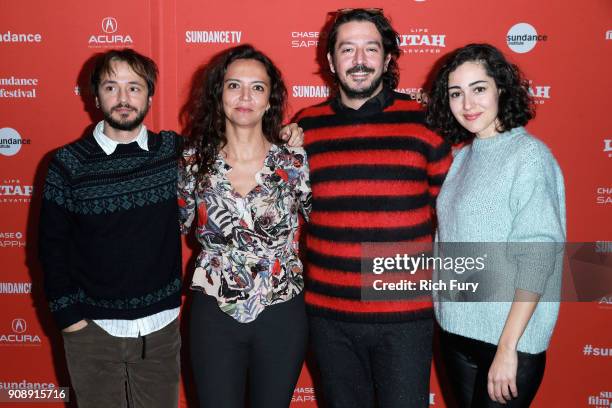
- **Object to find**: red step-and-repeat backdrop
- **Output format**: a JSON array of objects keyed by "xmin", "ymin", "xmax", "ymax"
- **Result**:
[{"xmin": 1, "ymin": 1, "xmax": 610, "ymax": 407}]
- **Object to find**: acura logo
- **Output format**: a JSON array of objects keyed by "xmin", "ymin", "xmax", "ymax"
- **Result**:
[
  {"xmin": 101, "ymin": 17, "xmax": 118, "ymax": 34},
  {"xmin": 12, "ymin": 318, "xmax": 26, "ymax": 334}
]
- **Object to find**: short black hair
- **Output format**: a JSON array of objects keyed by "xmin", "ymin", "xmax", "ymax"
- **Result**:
[{"xmin": 426, "ymin": 43, "xmax": 534, "ymax": 144}]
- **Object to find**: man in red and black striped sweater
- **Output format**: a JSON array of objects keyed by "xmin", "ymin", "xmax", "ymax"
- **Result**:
[{"xmin": 295, "ymin": 9, "xmax": 451, "ymax": 408}]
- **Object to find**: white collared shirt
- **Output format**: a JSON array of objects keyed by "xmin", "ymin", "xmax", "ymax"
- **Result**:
[
  {"xmin": 92, "ymin": 120, "xmax": 149, "ymax": 155},
  {"xmin": 91, "ymin": 120, "xmax": 178, "ymax": 337}
]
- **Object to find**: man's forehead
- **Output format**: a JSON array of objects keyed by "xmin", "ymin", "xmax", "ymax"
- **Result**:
[
  {"xmin": 335, "ymin": 21, "xmax": 383, "ymax": 44},
  {"xmin": 100, "ymin": 62, "xmax": 147, "ymax": 84}
]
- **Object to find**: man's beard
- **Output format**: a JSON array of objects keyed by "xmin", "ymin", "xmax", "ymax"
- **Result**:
[
  {"xmin": 103, "ymin": 102, "xmax": 149, "ymax": 131},
  {"xmin": 338, "ymin": 64, "xmax": 384, "ymax": 100}
]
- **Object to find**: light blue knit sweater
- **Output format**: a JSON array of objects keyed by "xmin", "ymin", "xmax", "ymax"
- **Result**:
[{"xmin": 434, "ymin": 126, "xmax": 566, "ymax": 353}]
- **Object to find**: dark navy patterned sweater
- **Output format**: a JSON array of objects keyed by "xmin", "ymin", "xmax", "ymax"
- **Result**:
[{"xmin": 39, "ymin": 130, "xmax": 182, "ymax": 330}]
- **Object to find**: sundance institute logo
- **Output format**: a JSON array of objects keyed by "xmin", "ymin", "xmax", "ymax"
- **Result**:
[{"xmin": 506, "ymin": 23, "xmax": 547, "ymax": 54}]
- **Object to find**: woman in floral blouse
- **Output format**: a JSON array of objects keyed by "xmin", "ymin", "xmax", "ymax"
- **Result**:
[{"xmin": 178, "ymin": 45, "xmax": 311, "ymax": 408}]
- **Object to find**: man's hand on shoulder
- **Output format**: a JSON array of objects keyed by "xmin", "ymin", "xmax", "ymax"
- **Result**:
[{"xmin": 280, "ymin": 123, "xmax": 304, "ymax": 147}]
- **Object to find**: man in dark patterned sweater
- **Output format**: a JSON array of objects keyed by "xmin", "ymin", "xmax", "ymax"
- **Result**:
[
  {"xmin": 295, "ymin": 9, "xmax": 451, "ymax": 408},
  {"xmin": 38, "ymin": 49, "xmax": 181, "ymax": 408}
]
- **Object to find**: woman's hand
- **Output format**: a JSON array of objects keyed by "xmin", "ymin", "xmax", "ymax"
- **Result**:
[
  {"xmin": 280, "ymin": 123, "xmax": 304, "ymax": 147},
  {"xmin": 487, "ymin": 345, "xmax": 518, "ymax": 404}
]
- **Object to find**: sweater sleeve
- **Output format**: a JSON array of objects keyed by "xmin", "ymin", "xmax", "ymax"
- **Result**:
[
  {"xmin": 507, "ymin": 142, "xmax": 566, "ymax": 294},
  {"xmin": 178, "ymin": 147, "xmax": 198, "ymax": 234},
  {"xmin": 427, "ymin": 135, "xmax": 452, "ymax": 207},
  {"xmin": 39, "ymin": 153, "xmax": 83, "ymax": 330}
]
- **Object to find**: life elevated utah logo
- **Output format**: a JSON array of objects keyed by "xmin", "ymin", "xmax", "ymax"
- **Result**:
[
  {"xmin": 527, "ymin": 80, "xmax": 551, "ymax": 105},
  {"xmin": 0, "ymin": 318, "xmax": 42, "ymax": 346},
  {"xmin": 88, "ymin": 17, "xmax": 133, "ymax": 48},
  {"xmin": 0, "ymin": 178, "xmax": 32, "ymax": 204},
  {"xmin": 398, "ymin": 28, "xmax": 446, "ymax": 54}
]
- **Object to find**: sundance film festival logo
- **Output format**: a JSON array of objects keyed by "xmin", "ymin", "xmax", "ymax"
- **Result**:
[
  {"xmin": 0, "ymin": 31, "xmax": 42, "ymax": 43},
  {"xmin": 604, "ymin": 139, "xmax": 612, "ymax": 158},
  {"xmin": 0, "ymin": 231, "xmax": 26, "ymax": 249},
  {"xmin": 0, "ymin": 318, "xmax": 42, "ymax": 345},
  {"xmin": 0, "ymin": 179, "xmax": 32, "ymax": 204},
  {"xmin": 507, "ymin": 23, "xmax": 547, "ymax": 54},
  {"xmin": 290, "ymin": 31, "xmax": 319, "ymax": 48},
  {"xmin": 588, "ymin": 391, "xmax": 612, "ymax": 407},
  {"xmin": 398, "ymin": 28, "xmax": 446, "ymax": 54},
  {"xmin": 88, "ymin": 17, "xmax": 133, "ymax": 47},
  {"xmin": 0, "ymin": 76, "xmax": 38, "ymax": 99},
  {"xmin": 0, "ymin": 128, "xmax": 30, "ymax": 157},
  {"xmin": 185, "ymin": 30, "xmax": 242, "ymax": 44}
]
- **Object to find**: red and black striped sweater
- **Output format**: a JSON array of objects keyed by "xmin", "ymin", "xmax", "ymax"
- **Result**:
[{"xmin": 296, "ymin": 88, "xmax": 452, "ymax": 323}]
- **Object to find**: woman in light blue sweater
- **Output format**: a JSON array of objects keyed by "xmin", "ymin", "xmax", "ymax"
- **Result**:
[{"xmin": 426, "ymin": 44, "xmax": 566, "ymax": 407}]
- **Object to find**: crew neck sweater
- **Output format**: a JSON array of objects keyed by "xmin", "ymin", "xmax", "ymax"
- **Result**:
[
  {"xmin": 39, "ymin": 130, "xmax": 182, "ymax": 330},
  {"xmin": 435, "ymin": 126, "xmax": 566, "ymax": 353},
  {"xmin": 296, "ymin": 88, "xmax": 452, "ymax": 322}
]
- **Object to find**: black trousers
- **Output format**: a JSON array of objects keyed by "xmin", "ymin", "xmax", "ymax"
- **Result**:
[
  {"xmin": 440, "ymin": 330, "xmax": 546, "ymax": 408},
  {"xmin": 190, "ymin": 291, "xmax": 308, "ymax": 408},
  {"xmin": 309, "ymin": 316, "xmax": 433, "ymax": 408}
]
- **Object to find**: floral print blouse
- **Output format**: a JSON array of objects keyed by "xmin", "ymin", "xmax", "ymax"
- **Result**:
[{"xmin": 178, "ymin": 144, "xmax": 311, "ymax": 323}]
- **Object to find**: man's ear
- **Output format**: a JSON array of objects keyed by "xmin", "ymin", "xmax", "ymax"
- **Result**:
[
  {"xmin": 95, "ymin": 97, "xmax": 100, "ymax": 108},
  {"xmin": 327, "ymin": 52, "xmax": 335, "ymax": 74},
  {"xmin": 384, "ymin": 54, "xmax": 392, "ymax": 72}
]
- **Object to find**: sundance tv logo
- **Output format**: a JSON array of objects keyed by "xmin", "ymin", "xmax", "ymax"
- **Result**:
[
  {"xmin": 506, "ymin": 23, "xmax": 547, "ymax": 54},
  {"xmin": 88, "ymin": 17, "xmax": 133, "ymax": 47},
  {"xmin": 0, "ymin": 318, "xmax": 42, "ymax": 346},
  {"xmin": 292, "ymin": 85, "xmax": 329, "ymax": 98},
  {"xmin": 398, "ymin": 28, "xmax": 446, "ymax": 54},
  {"xmin": 0, "ymin": 282, "xmax": 32, "ymax": 294},
  {"xmin": 0, "ymin": 128, "xmax": 30, "ymax": 157},
  {"xmin": 185, "ymin": 30, "xmax": 242, "ymax": 44}
]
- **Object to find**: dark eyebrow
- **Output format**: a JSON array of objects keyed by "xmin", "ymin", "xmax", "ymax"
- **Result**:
[
  {"xmin": 337, "ymin": 40, "xmax": 382, "ymax": 48},
  {"xmin": 469, "ymin": 80, "xmax": 489, "ymax": 87},
  {"xmin": 448, "ymin": 80, "xmax": 489, "ymax": 90}
]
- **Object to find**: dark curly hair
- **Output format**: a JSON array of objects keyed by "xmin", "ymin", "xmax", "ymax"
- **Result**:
[
  {"xmin": 182, "ymin": 44, "xmax": 287, "ymax": 177},
  {"xmin": 326, "ymin": 8, "xmax": 401, "ymax": 89},
  {"xmin": 425, "ymin": 43, "xmax": 534, "ymax": 144}
]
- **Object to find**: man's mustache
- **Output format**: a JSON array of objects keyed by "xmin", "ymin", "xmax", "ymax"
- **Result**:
[
  {"xmin": 346, "ymin": 64, "xmax": 375, "ymax": 75},
  {"xmin": 111, "ymin": 103, "xmax": 137, "ymax": 112}
]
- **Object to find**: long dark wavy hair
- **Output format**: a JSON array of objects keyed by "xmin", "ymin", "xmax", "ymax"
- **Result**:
[
  {"xmin": 425, "ymin": 43, "xmax": 534, "ymax": 144},
  {"xmin": 182, "ymin": 44, "xmax": 287, "ymax": 177},
  {"xmin": 326, "ymin": 8, "xmax": 401, "ymax": 90}
]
